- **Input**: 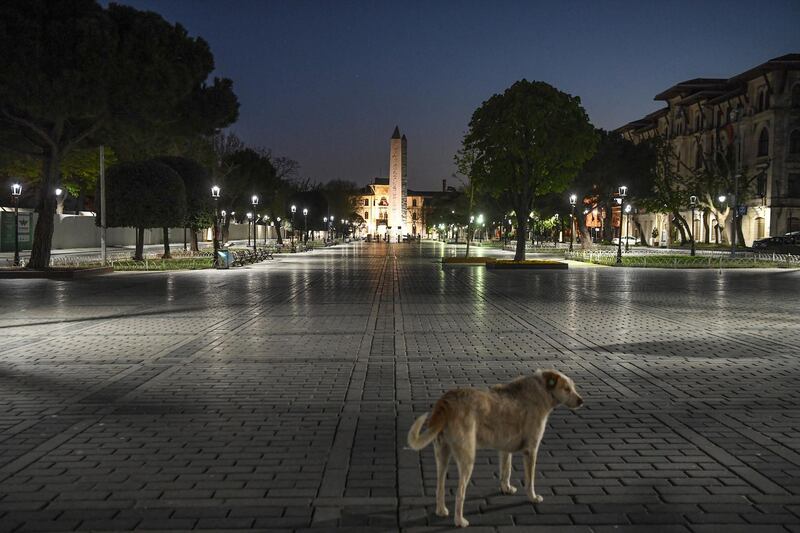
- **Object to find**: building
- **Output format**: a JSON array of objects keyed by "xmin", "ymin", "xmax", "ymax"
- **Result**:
[
  {"xmin": 618, "ymin": 54, "xmax": 800, "ymax": 246},
  {"xmin": 355, "ymin": 127, "xmax": 451, "ymax": 239}
]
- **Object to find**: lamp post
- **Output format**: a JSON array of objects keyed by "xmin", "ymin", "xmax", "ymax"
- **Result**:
[
  {"xmin": 263, "ymin": 215, "xmax": 269, "ymax": 245},
  {"xmin": 251, "ymin": 195, "xmax": 259, "ymax": 252},
  {"xmin": 689, "ymin": 195, "xmax": 697, "ymax": 256},
  {"xmin": 729, "ymin": 108, "xmax": 741, "ymax": 258},
  {"xmin": 303, "ymin": 208, "xmax": 308, "ymax": 244},
  {"xmin": 276, "ymin": 217, "xmax": 282, "ymax": 245},
  {"xmin": 624, "ymin": 204, "xmax": 632, "ymax": 252},
  {"xmin": 569, "ymin": 194, "xmax": 577, "ymax": 252},
  {"xmin": 211, "ymin": 185, "xmax": 221, "ymax": 267},
  {"xmin": 246, "ymin": 212, "xmax": 253, "ymax": 247},
  {"xmin": 615, "ymin": 185, "xmax": 627, "ymax": 264},
  {"xmin": 290, "ymin": 205, "xmax": 296, "ymax": 246},
  {"xmin": 323, "ymin": 217, "xmax": 328, "ymax": 242},
  {"xmin": 11, "ymin": 183, "xmax": 21, "ymax": 266}
]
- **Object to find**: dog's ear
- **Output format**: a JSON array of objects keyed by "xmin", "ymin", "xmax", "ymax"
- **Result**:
[{"xmin": 542, "ymin": 370, "xmax": 560, "ymax": 390}]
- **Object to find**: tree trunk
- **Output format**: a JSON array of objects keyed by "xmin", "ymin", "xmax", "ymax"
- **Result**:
[
  {"xmin": 28, "ymin": 151, "xmax": 61, "ymax": 269},
  {"xmin": 576, "ymin": 210, "xmax": 592, "ymax": 249},
  {"xmin": 162, "ymin": 227, "xmax": 171, "ymax": 259},
  {"xmin": 134, "ymin": 227, "xmax": 145, "ymax": 260},
  {"xmin": 673, "ymin": 211, "xmax": 689, "ymax": 245},
  {"xmin": 634, "ymin": 216, "xmax": 648, "ymax": 247},
  {"xmin": 703, "ymin": 209, "xmax": 710, "ymax": 244},
  {"xmin": 603, "ymin": 203, "xmax": 614, "ymax": 242},
  {"xmin": 222, "ymin": 217, "xmax": 230, "ymax": 243},
  {"xmin": 514, "ymin": 216, "xmax": 528, "ymax": 260},
  {"xmin": 736, "ymin": 216, "xmax": 745, "ymax": 247},
  {"xmin": 190, "ymin": 228, "xmax": 199, "ymax": 252},
  {"xmin": 276, "ymin": 224, "xmax": 283, "ymax": 245}
]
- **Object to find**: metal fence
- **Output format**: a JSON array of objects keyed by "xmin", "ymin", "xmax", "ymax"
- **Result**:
[{"xmin": 564, "ymin": 249, "xmax": 800, "ymax": 268}]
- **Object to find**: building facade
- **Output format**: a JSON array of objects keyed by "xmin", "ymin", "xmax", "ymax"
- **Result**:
[
  {"xmin": 354, "ymin": 127, "xmax": 445, "ymax": 239},
  {"xmin": 618, "ymin": 54, "xmax": 800, "ymax": 246}
]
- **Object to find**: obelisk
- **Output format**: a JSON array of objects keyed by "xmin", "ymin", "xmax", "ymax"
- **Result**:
[{"xmin": 389, "ymin": 126, "xmax": 408, "ymax": 239}]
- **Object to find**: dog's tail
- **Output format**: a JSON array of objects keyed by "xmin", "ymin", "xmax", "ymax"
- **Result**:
[{"xmin": 407, "ymin": 400, "xmax": 448, "ymax": 450}]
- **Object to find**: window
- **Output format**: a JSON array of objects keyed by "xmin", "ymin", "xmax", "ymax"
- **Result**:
[
  {"xmin": 790, "ymin": 130, "xmax": 800, "ymax": 155},
  {"xmin": 412, "ymin": 199, "xmax": 417, "ymax": 207},
  {"xmin": 793, "ymin": 85, "xmax": 800, "ymax": 108},
  {"xmin": 364, "ymin": 199, "xmax": 369, "ymax": 206},
  {"xmin": 755, "ymin": 217, "xmax": 766, "ymax": 240},
  {"xmin": 757, "ymin": 88, "xmax": 768, "ymax": 112},
  {"xmin": 364, "ymin": 211, "xmax": 368, "ymax": 220},
  {"xmin": 757, "ymin": 128, "xmax": 769, "ymax": 157},
  {"xmin": 789, "ymin": 173, "xmax": 800, "ymax": 197}
]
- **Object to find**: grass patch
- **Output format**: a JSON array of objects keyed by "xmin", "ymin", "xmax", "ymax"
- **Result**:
[
  {"xmin": 571, "ymin": 253, "xmax": 796, "ymax": 269},
  {"xmin": 110, "ymin": 257, "xmax": 214, "ymax": 271}
]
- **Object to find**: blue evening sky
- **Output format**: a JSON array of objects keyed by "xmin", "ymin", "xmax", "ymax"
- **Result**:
[{"xmin": 110, "ymin": 0, "xmax": 800, "ymax": 190}]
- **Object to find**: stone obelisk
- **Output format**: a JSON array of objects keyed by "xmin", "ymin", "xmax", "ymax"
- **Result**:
[{"xmin": 389, "ymin": 126, "xmax": 408, "ymax": 239}]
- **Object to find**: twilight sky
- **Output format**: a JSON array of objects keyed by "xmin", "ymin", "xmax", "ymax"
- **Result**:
[{"xmin": 112, "ymin": 0, "xmax": 800, "ymax": 190}]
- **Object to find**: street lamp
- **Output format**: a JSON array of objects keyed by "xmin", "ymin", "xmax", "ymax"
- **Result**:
[
  {"xmin": 689, "ymin": 195, "xmax": 698, "ymax": 256},
  {"xmin": 303, "ymin": 208, "xmax": 308, "ymax": 244},
  {"xmin": 263, "ymin": 215, "xmax": 269, "ymax": 244},
  {"xmin": 10, "ymin": 183, "xmax": 22, "ymax": 266},
  {"xmin": 624, "ymin": 204, "xmax": 632, "ymax": 252},
  {"xmin": 290, "ymin": 205, "xmax": 297, "ymax": 246},
  {"xmin": 569, "ymin": 194, "xmax": 577, "ymax": 252},
  {"xmin": 276, "ymin": 216, "xmax": 282, "ymax": 245},
  {"xmin": 616, "ymin": 186, "xmax": 627, "ymax": 264},
  {"xmin": 323, "ymin": 216, "xmax": 328, "ymax": 241},
  {"xmin": 251, "ymin": 195, "xmax": 259, "ymax": 252},
  {"xmin": 246, "ymin": 212, "xmax": 253, "ymax": 247},
  {"xmin": 211, "ymin": 186, "xmax": 221, "ymax": 267}
]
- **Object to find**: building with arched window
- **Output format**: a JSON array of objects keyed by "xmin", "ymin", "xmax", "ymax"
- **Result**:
[{"xmin": 618, "ymin": 54, "xmax": 800, "ymax": 246}]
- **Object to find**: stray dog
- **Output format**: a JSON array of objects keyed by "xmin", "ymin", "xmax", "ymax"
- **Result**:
[{"xmin": 407, "ymin": 369, "xmax": 583, "ymax": 528}]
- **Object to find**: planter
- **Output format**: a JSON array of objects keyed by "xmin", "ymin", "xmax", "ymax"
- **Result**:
[
  {"xmin": 442, "ymin": 257, "xmax": 497, "ymax": 266},
  {"xmin": 486, "ymin": 260, "xmax": 568, "ymax": 270},
  {"xmin": 0, "ymin": 266, "xmax": 114, "ymax": 279}
]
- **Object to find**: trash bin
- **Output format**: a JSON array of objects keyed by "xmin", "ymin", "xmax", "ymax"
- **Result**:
[{"xmin": 216, "ymin": 248, "xmax": 232, "ymax": 269}]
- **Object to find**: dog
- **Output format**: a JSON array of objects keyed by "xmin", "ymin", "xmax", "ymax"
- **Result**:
[{"xmin": 407, "ymin": 369, "xmax": 584, "ymax": 528}]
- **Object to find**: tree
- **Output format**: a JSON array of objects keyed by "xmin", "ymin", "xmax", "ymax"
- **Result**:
[
  {"xmin": 461, "ymin": 80, "xmax": 597, "ymax": 260},
  {"xmin": 323, "ymin": 179, "xmax": 359, "ymax": 223},
  {"xmin": 219, "ymin": 148, "xmax": 277, "ymax": 241},
  {"xmin": 571, "ymin": 131, "xmax": 655, "ymax": 247},
  {"xmin": 155, "ymin": 156, "xmax": 214, "ymax": 251},
  {"xmin": 0, "ymin": 0, "xmax": 238, "ymax": 268},
  {"xmin": 101, "ymin": 161, "xmax": 186, "ymax": 260}
]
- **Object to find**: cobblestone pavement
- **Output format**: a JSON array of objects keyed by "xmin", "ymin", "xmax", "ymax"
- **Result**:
[{"xmin": 1, "ymin": 241, "xmax": 799, "ymax": 532}]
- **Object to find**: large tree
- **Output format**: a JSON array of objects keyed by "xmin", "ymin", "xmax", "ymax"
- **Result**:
[
  {"xmin": 0, "ymin": 0, "xmax": 238, "ymax": 268},
  {"xmin": 155, "ymin": 156, "xmax": 214, "ymax": 252},
  {"xmin": 101, "ymin": 161, "xmax": 186, "ymax": 260},
  {"xmin": 460, "ymin": 80, "xmax": 597, "ymax": 260}
]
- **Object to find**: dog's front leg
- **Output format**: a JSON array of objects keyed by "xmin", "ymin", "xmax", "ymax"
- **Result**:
[
  {"xmin": 499, "ymin": 452, "xmax": 517, "ymax": 494},
  {"xmin": 523, "ymin": 447, "xmax": 543, "ymax": 504}
]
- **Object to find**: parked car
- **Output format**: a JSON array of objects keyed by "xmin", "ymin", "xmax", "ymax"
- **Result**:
[
  {"xmin": 611, "ymin": 236, "xmax": 640, "ymax": 245},
  {"xmin": 752, "ymin": 231, "xmax": 800, "ymax": 251}
]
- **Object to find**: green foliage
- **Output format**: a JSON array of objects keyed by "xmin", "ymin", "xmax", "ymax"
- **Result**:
[
  {"xmin": 323, "ymin": 179, "xmax": 359, "ymax": 221},
  {"xmin": 220, "ymin": 148, "xmax": 278, "ymax": 215},
  {"xmin": 461, "ymin": 80, "xmax": 597, "ymax": 258},
  {"xmin": 101, "ymin": 160, "xmax": 186, "ymax": 229},
  {"xmin": 155, "ymin": 156, "xmax": 213, "ymax": 230},
  {"xmin": 0, "ymin": 0, "xmax": 238, "ymax": 267}
]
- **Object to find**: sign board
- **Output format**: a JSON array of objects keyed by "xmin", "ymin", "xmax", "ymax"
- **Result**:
[{"xmin": 0, "ymin": 212, "xmax": 34, "ymax": 252}]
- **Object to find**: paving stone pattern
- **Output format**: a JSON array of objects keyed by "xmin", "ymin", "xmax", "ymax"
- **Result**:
[{"xmin": 0, "ymin": 241, "xmax": 799, "ymax": 532}]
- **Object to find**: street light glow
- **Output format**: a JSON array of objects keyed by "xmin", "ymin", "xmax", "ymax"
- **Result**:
[
  {"xmin": 55, "ymin": 188, "xmax": 63, "ymax": 196},
  {"xmin": 251, "ymin": 195, "xmax": 259, "ymax": 205},
  {"xmin": 303, "ymin": 208, "xmax": 308, "ymax": 215},
  {"xmin": 211, "ymin": 185, "xmax": 220, "ymax": 198},
  {"xmin": 291, "ymin": 205, "xmax": 297, "ymax": 213},
  {"xmin": 11, "ymin": 183, "xmax": 22, "ymax": 196},
  {"xmin": 569, "ymin": 194, "xmax": 577, "ymax": 205},
  {"xmin": 718, "ymin": 195, "xmax": 726, "ymax": 203}
]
